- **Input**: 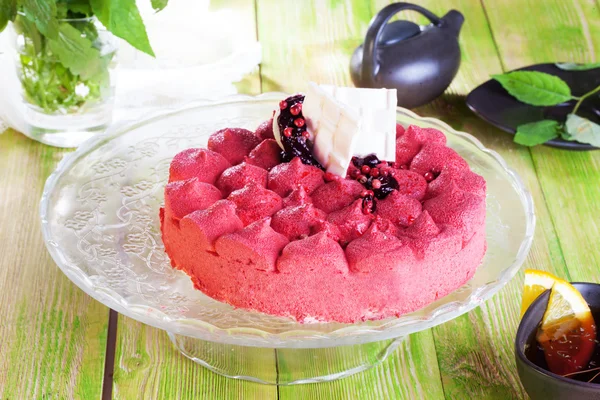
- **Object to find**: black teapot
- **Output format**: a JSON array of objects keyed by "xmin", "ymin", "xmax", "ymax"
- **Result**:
[{"xmin": 350, "ymin": 3, "xmax": 464, "ymax": 108}]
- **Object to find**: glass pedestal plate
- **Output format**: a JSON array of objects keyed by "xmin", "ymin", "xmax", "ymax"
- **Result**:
[
  {"xmin": 40, "ymin": 94, "xmax": 535, "ymax": 384},
  {"xmin": 169, "ymin": 334, "xmax": 405, "ymax": 385}
]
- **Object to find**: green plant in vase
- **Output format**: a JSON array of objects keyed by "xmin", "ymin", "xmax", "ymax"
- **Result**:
[{"xmin": 0, "ymin": 0, "xmax": 167, "ymax": 114}]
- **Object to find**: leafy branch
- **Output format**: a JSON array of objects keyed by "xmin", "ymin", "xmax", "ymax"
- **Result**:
[
  {"xmin": 492, "ymin": 64, "xmax": 600, "ymax": 147},
  {"xmin": 0, "ymin": 0, "xmax": 168, "ymax": 113},
  {"xmin": 1, "ymin": 0, "xmax": 165, "ymax": 56}
]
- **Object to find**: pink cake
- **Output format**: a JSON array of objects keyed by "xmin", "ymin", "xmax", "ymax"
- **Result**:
[{"xmin": 160, "ymin": 101, "xmax": 487, "ymax": 323}]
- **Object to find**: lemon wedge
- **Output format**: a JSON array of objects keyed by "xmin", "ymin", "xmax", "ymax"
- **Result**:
[
  {"xmin": 520, "ymin": 269, "xmax": 560, "ymax": 317},
  {"xmin": 538, "ymin": 279, "xmax": 596, "ymax": 376},
  {"xmin": 539, "ymin": 279, "xmax": 594, "ymax": 340}
]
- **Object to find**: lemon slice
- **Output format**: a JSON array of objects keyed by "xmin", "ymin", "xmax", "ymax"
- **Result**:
[
  {"xmin": 537, "ymin": 279, "xmax": 596, "ymax": 376},
  {"xmin": 520, "ymin": 269, "xmax": 560, "ymax": 317},
  {"xmin": 540, "ymin": 279, "xmax": 593, "ymax": 339}
]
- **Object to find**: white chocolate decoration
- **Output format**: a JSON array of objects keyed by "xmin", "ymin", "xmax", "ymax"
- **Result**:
[
  {"xmin": 272, "ymin": 107, "xmax": 284, "ymax": 150},
  {"xmin": 302, "ymin": 83, "xmax": 361, "ymax": 176},
  {"xmin": 302, "ymin": 82, "xmax": 397, "ymax": 176}
]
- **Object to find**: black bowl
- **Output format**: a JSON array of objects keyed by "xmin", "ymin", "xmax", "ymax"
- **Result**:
[
  {"xmin": 516, "ymin": 283, "xmax": 600, "ymax": 400},
  {"xmin": 467, "ymin": 63, "xmax": 600, "ymax": 151}
]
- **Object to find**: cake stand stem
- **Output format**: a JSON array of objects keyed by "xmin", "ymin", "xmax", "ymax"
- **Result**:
[{"xmin": 167, "ymin": 332, "xmax": 406, "ymax": 385}]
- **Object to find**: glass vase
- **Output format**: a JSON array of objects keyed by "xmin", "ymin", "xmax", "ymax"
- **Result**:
[{"xmin": 11, "ymin": 15, "xmax": 118, "ymax": 148}]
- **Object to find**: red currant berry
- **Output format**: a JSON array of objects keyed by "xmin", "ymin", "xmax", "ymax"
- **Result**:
[
  {"xmin": 358, "ymin": 175, "xmax": 368, "ymax": 184},
  {"xmin": 361, "ymin": 190, "xmax": 374, "ymax": 198},
  {"xmin": 283, "ymin": 127, "xmax": 293, "ymax": 137},
  {"xmin": 290, "ymin": 104, "xmax": 302, "ymax": 116},
  {"xmin": 294, "ymin": 118, "xmax": 305, "ymax": 127},
  {"xmin": 371, "ymin": 179, "xmax": 382, "ymax": 189},
  {"xmin": 370, "ymin": 168, "xmax": 380, "ymax": 178},
  {"xmin": 424, "ymin": 171, "xmax": 434, "ymax": 182},
  {"xmin": 408, "ymin": 215, "xmax": 415, "ymax": 225},
  {"xmin": 279, "ymin": 100, "xmax": 288, "ymax": 110},
  {"xmin": 361, "ymin": 165, "xmax": 371, "ymax": 174},
  {"xmin": 350, "ymin": 169, "xmax": 361, "ymax": 179}
]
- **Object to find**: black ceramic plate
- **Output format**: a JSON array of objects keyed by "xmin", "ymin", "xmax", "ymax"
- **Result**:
[{"xmin": 466, "ymin": 63, "xmax": 600, "ymax": 150}]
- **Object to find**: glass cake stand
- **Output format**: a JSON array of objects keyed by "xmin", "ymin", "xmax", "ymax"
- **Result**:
[{"xmin": 40, "ymin": 93, "xmax": 535, "ymax": 385}]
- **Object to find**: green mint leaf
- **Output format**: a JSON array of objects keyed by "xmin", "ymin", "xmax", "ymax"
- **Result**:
[
  {"xmin": 21, "ymin": 0, "xmax": 59, "ymax": 39},
  {"xmin": 492, "ymin": 71, "xmax": 572, "ymax": 106},
  {"xmin": 514, "ymin": 120, "xmax": 560, "ymax": 146},
  {"xmin": 15, "ymin": 15, "xmax": 43, "ymax": 54},
  {"xmin": 90, "ymin": 0, "xmax": 155, "ymax": 56},
  {"xmin": 556, "ymin": 62, "xmax": 600, "ymax": 71},
  {"xmin": 564, "ymin": 114, "xmax": 600, "ymax": 147},
  {"xmin": 0, "ymin": 0, "xmax": 17, "ymax": 32},
  {"xmin": 66, "ymin": 0, "xmax": 94, "ymax": 16},
  {"xmin": 48, "ymin": 22, "xmax": 103, "ymax": 80},
  {"xmin": 151, "ymin": 0, "xmax": 168, "ymax": 12},
  {"xmin": 56, "ymin": 0, "xmax": 94, "ymax": 18}
]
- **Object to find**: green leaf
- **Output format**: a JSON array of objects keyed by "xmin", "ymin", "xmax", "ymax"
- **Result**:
[
  {"xmin": 21, "ymin": 0, "xmax": 59, "ymax": 39},
  {"xmin": 47, "ymin": 22, "xmax": 103, "ymax": 80},
  {"xmin": 90, "ymin": 0, "xmax": 155, "ymax": 56},
  {"xmin": 555, "ymin": 62, "xmax": 600, "ymax": 71},
  {"xmin": 15, "ymin": 15, "xmax": 42, "ymax": 55},
  {"xmin": 65, "ymin": 0, "xmax": 94, "ymax": 16},
  {"xmin": 514, "ymin": 120, "xmax": 560, "ymax": 146},
  {"xmin": 564, "ymin": 114, "xmax": 600, "ymax": 147},
  {"xmin": 0, "ymin": 0, "xmax": 17, "ymax": 32},
  {"xmin": 151, "ymin": 0, "xmax": 168, "ymax": 12},
  {"xmin": 492, "ymin": 71, "xmax": 573, "ymax": 106},
  {"xmin": 56, "ymin": 0, "xmax": 94, "ymax": 18}
]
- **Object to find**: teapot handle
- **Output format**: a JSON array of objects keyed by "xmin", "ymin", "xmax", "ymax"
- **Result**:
[{"xmin": 362, "ymin": 3, "xmax": 441, "ymax": 84}]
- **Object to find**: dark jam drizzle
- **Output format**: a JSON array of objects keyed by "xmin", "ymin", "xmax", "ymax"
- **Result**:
[
  {"xmin": 350, "ymin": 155, "xmax": 399, "ymax": 214},
  {"xmin": 277, "ymin": 95, "xmax": 324, "ymax": 169},
  {"xmin": 276, "ymin": 95, "xmax": 399, "ymax": 214}
]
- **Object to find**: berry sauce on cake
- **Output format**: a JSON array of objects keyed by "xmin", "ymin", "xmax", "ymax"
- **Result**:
[
  {"xmin": 274, "ymin": 94, "xmax": 323, "ymax": 168},
  {"xmin": 160, "ymin": 95, "xmax": 487, "ymax": 323}
]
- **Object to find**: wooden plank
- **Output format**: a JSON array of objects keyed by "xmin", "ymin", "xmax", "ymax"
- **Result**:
[
  {"xmin": 531, "ymin": 148, "xmax": 600, "ymax": 282},
  {"xmin": 483, "ymin": 0, "xmax": 600, "ymax": 283},
  {"xmin": 258, "ymin": 0, "xmax": 373, "ymax": 91},
  {"xmin": 0, "ymin": 130, "xmax": 108, "ymax": 399},
  {"xmin": 110, "ymin": 1, "xmax": 278, "ymax": 399},
  {"xmin": 483, "ymin": 0, "xmax": 600, "ymax": 68},
  {"xmin": 368, "ymin": 0, "xmax": 574, "ymax": 398},
  {"xmin": 256, "ymin": 0, "xmax": 445, "ymax": 398},
  {"xmin": 275, "ymin": 333, "xmax": 444, "ymax": 399},
  {"xmin": 113, "ymin": 320, "xmax": 278, "ymax": 399}
]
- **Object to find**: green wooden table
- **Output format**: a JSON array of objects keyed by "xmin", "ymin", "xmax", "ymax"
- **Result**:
[{"xmin": 1, "ymin": 0, "xmax": 599, "ymax": 398}]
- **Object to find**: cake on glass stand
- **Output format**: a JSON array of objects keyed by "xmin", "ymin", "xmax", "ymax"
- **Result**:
[{"xmin": 40, "ymin": 93, "xmax": 534, "ymax": 385}]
